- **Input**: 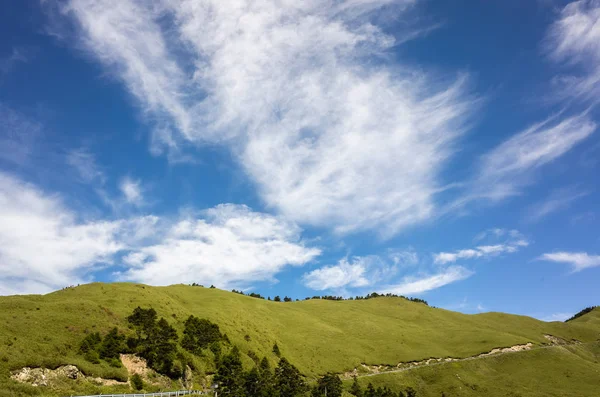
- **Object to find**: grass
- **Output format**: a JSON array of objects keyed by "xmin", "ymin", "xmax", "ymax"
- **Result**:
[
  {"xmin": 347, "ymin": 342, "xmax": 600, "ymax": 397},
  {"xmin": 0, "ymin": 283, "xmax": 598, "ymax": 396}
]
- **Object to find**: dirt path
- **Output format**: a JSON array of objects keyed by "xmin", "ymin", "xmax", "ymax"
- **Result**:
[{"xmin": 348, "ymin": 336, "xmax": 576, "ymax": 379}]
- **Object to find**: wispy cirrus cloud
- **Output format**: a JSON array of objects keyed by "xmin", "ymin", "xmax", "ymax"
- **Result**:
[
  {"xmin": 56, "ymin": 0, "xmax": 475, "ymax": 237},
  {"xmin": 526, "ymin": 187, "xmax": 589, "ymax": 222},
  {"xmin": 471, "ymin": 113, "xmax": 595, "ymax": 201},
  {"xmin": 545, "ymin": 0, "xmax": 600, "ymax": 102},
  {"xmin": 380, "ymin": 266, "xmax": 473, "ymax": 295},
  {"xmin": 119, "ymin": 176, "xmax": 144, "ymax": 206},
  {"xmin": 538, "ymin": 251, "xmax": 600, "ymax": 272},
  {"xmin": 434, "ymin": 229, "xmax": 529, "ymax": 265}
]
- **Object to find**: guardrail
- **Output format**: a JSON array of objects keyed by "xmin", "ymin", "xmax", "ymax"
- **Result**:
[{"xmin": 67, "ymin": 391, "xmax": 204, "ymax": 397}]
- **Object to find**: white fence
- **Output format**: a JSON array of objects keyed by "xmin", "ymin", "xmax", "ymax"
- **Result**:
[{"xmin": 68, "ymin": 391, "xmax": 204, "ymax": 397}]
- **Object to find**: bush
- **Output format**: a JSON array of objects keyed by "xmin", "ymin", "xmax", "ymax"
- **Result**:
[
  {"xmin": 83, "ymin": 350, "xmax": 100, "ymax": 364},
  {"xmin": 130, "ymin": 373, "xmax": 144, "ymax": 391},
  {"xmin": 108, "ymin": 358, "xmax": 122, "ymax": 368}
]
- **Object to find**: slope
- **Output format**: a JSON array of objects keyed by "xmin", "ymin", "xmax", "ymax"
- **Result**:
[{"xmin": 0, "ymin": 283, "xmax": 598, "ymax": 395}]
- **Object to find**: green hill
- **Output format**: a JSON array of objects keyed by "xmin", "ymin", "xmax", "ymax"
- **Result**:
[{"xmin": 0, "ymin": 283, "xmax": 598, "ymax": 396}]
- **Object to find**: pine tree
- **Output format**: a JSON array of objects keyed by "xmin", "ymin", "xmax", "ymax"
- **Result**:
[
  {"xmin": 366, "ymin": 383, "xmax": 376, "ymax": 397},
  {"xmin": 257, "ymin": 357, "xmax": 275, "ymax": 397},
  {"xmin": 405, "ymin": 387, "xmax": 417, "ymax": 397},
  {"xmin": 350, "ymin": 376, "xmax": 363, "ymax": 397},
  {"xmin": 312, "ymin": 373, "xmax": 343, "ymax": 397},
  {"xmin": 214, "ymin": 346, "xmax": 245, "ymax": 396},
  {"xmin": 99, "ymin": 327, "xmax": 125, "ymax": 360},
  {"xmin": 275, "ymin": 357, "xmax": 307, "ymax": 397}
]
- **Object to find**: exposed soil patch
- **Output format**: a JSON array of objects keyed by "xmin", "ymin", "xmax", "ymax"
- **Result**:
[{"xmin": 120, "ymin": 353, "xmax": 151, "ymax": 377}]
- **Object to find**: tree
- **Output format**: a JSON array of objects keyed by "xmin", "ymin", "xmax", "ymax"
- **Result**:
[
  {"xmin": 283, "ymin": 296, "xmax": 292, "ymax": 302},
  {"xmin": 244, "ymin": 366, "xmax": 261, "ymax": 397},
  {"xmin": 350, "ymin": 376, "xmax": 362, "ymax": 397},
  {"xmin": 127, "ymin": 308, "xmax": 179, "ymax": 377},
  {"xmin": 273, "ymin": 343, "xmax": 281, "ymax": 357},
  {"xmin": 257, "ymin": 357, "xmax": 275, "ymax": 397},
  {"xmin": 127, "ymin": 307, "xmax": 157, "ymax": 340},
  {"xmin": 99, "ymin": 327, "xmax": 126, "ymax": 360},
  {"xmin": 214, "ymin": 346, "xmax": 245, "ymax": 396},
  {"xmin": 150, "ymin": 318, "xmax": 178, "ymax": 376},
  {"xmin": 181, "ymin": 316, "xmax": 222, "ymax": 354},
  {"xmin": 79, "ymin": 332, "xmax": 102, "ymax": 354},
  {"xmin": 365, "ymin": 383, "xmax": 376, "ymax": 397},
  {"xmin": 312, "ymin": 373, "xmax": 342, "ymax": 397},
  {"xmin": 275, "ymin": 357, "xmax": 307, "ymax": 397},
  {"xmin": 397, "ymin": 390, "xmax": 405, "ymax": 397},
  {"xmin": 381, "ymin": 387, "xmax": 395, "ymax": 397},
  {"xmin": 405, "ymin": 387, "xmax": 417, "ymax": 397},
  {"xmin": 274, "ymin": 296, "xmax": 282, "ymax": 302}
]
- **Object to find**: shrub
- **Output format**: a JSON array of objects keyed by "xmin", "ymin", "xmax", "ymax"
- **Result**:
[
  {"xmin": 130, "ymin": 373, "xmax": 144, "ymax": 391},
  {"xmin": 84, "ymin": 350, "xmax": 100, "ymax": 364}
]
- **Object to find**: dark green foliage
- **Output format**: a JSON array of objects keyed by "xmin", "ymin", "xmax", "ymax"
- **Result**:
[
  {"xmin": 127, "ymin": 308, "xmax": 179, "ymax": 377},
  {"xmin": 275, "ymin": 357, "xmax": 307, "ymax": 397},
  {"xmin": 350, "ymin": 376, "xmax": 362, "ymax": 397},
  {"xmin": 565, "ymin": 306, "xmax": 597, "ymax": 322},
  {"xmin": 273, "ymin": 343, "xmax": 281, "ymax": 357},
  {"xmin": 210, "ymin": 341, "xmax": 222, "ymax": 362},
  {"xmin": 405, "ymin": 387, "xmax": 417, "ymax": 397},
  {"xmin": 381, "ymin": 387, "xmax": 395, "ymax": 397},
  {"xmin": 127, "ymin": 307, "xmax": 157, "ymax": 339},
  {"xmin": 130, "ymin": 373, "xmax": 144, "ymax": 391},
  {"xmin": 274, "ymin": 296, "xmax": 282, "ymax": 302},
  {"xmin": 181, "ymin": 315, "xmax": 222, "ymax": 354},
  {"xmin": 99, "ymin": 327, "xmax": 126, "ymax": 360},
  {"xmin": 284, "ymin": 296, "xmax": 292, "ymax": 302},
  {"xmin": 257, "ymin": 357, "xmax": 275, "ymax": 397},
  {"xmin": 243, "ymin": 366, "xmax": 260, "ymax": 397},
  {"xmin": 398, "ymin": 390, "xmax": 405, "ymax": 397},
  {"xmin": 214, "ymin": 346, "xmax": 245, "ymax": 396},
  {"xmin": 311, "ymin": 373, "xmax": 342, "ymax": 397},
  {"xmin": 83, "ymin": 350, "xmax": 100, "ymax": 364},
  {"xmin": 79, "ymin": 332, "xmax": 101, "ymax": 354},
  {"xmin": 247, "ymin": 349, "xmax": 259, "ymax": 363},
  {"xmin": 365, "ymin": 383, "xmax": 376, "ymax": 397}
]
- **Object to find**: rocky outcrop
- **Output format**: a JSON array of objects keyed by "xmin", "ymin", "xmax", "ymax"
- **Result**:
[
  {"xmin": 11, "ymin": 365, "xmax": 127, "ymax": 387},
  {"xmin": 11, "ymin": 365, "xmax": 81, "ymax": 386}
]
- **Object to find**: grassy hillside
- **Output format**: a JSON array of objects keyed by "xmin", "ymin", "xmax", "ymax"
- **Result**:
[
  {"xmin": 348, "ymin": 342, "xmax": 600, "ymax": 397},
  {"xmin": 0, "ymin": 283, "xmax": 598, "ymax": 396}
]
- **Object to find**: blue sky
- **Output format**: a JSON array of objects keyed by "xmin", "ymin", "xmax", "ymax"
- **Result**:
[{"xmin": 1, "ymin": 0, "xmax": 599, "ymax": 321}]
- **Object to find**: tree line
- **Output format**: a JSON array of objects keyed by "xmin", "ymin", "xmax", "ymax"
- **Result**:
[
  {"xmin": 192, "ymin": 284, "xmax": 428, "ymax": 306},
  {"xmin": 565, "ymin": 306, "xmax": 597, "ymax": 322}
]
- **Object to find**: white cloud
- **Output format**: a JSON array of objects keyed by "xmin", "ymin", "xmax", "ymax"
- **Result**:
[
  {"xmin": 0, "ymin": 171, "xmax": 125, "ymax": 294},
  {"xmin": 302, "ymin": 255, "xmax": 399, "ymax": 291},
  {"xmin": 380, "ymin": 266, "xmax": 473, "ymax": 295},
  {"xmin": 61, "ymin": 0, "xmax": 475, "ymax": 236},
  {"xmin": 119, "ymin": 177, "xmax": 144, "ymax": 206},
  {"xmin": 119, "ymin": 204, "xmax": 321, "ymax": 288},
  {"xmin": 538, "ymin": 251, "xmax": 600, "ymax": 272},
  {"xmin": 67, "ymin": 148, "xmax": 106, "ymax": 184},
  {"xmin": 302, "ymin": 258, "xmax": 371, "ymax": 291},
  {"xmin": 0, "ymin": 48, "xmax": 29, "ymax": 78},
  {"xmin": 526, "ymin": 187, "xmax": 588, "ymax": 222},
  {"xmin": 473, "ymin": 114, "xmax": 595, "ymax": 201},
  {"xmin": 0, "ymin": 104, "xmax": 42, "ymax": 167},
  {"xmin": 545, "ymin": 0, "xmax": 600, "ymax": 101},
  {"xmin": 434, "ymin": 230, "xmax": 529, "ymax": 265},
  {"xmin": 540, "ymin": 312, "xmax": 572, "ymax": 322},
  {"xmin": 0, "ymin": 172, "xmax": 320, "ymax": 295}
]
